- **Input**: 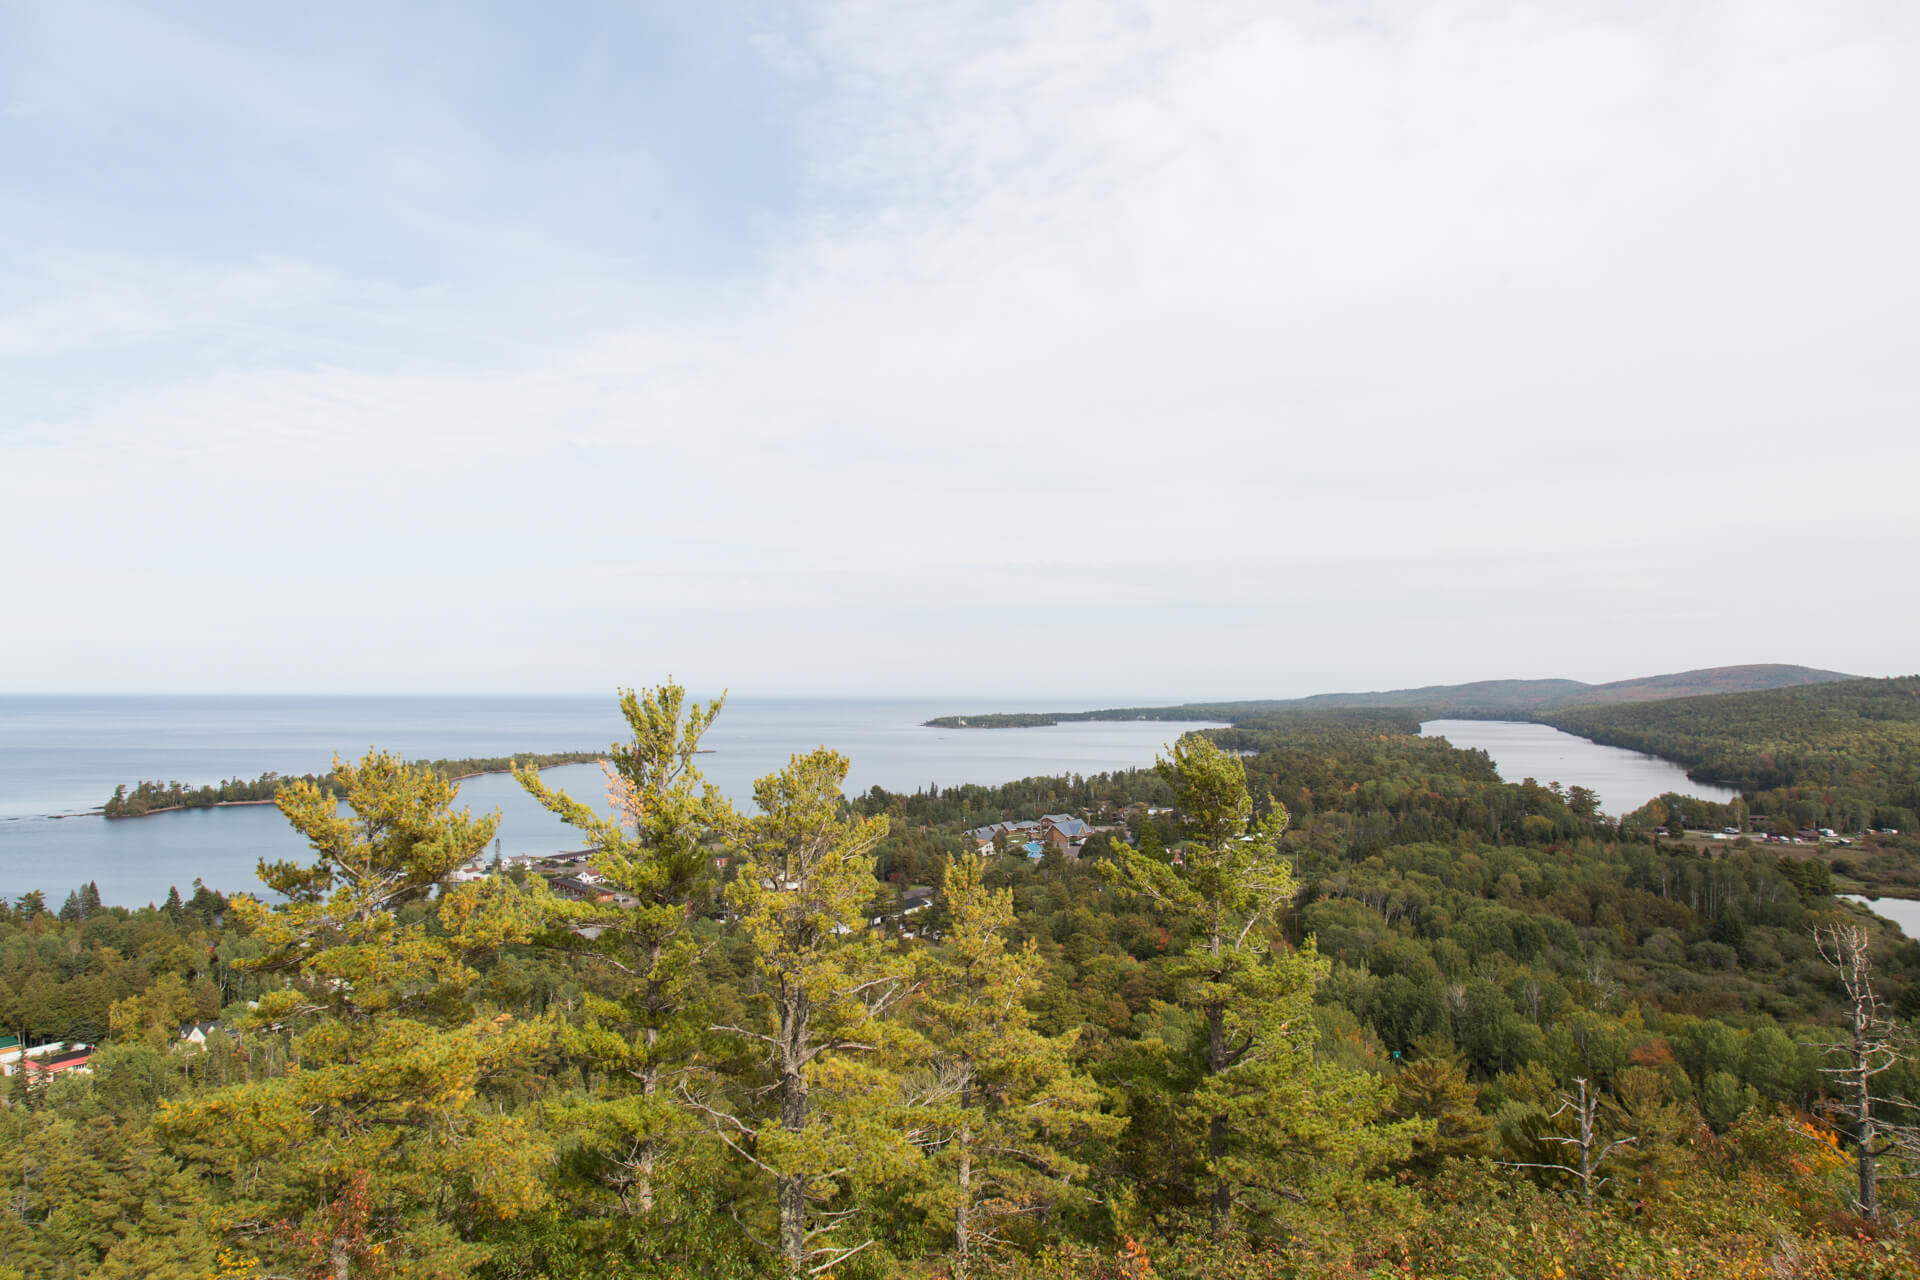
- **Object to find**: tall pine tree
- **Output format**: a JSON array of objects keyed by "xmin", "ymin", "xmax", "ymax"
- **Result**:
[
  {"xmin": 516, "ymin": 683, "xmax": 733, "ymax": 1216},
  {"xmin": 914, "ymin": 853, "xmax": 1121, "ymax": 1278},
  {"xmin": 156, "ymin": 751, "xmax": 552, "ymax": 1280},
  {"xmin": 704, "ymin": 748, "xmax": 918, "ymax": 1279},
  {"xmin": 1105, "ymin": 735, "xmax": 1421, "ymax": 1232}
]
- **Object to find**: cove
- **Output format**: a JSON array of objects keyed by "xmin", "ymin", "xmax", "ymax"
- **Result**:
[{"xmin": 1420, "ymin": 719, "xmax": 1738, "ymax": 819}]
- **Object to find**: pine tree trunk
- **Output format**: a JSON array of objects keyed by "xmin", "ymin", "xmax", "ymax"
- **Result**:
[
  {"xmin": 779, "ymin": 1171, "xmax": 807, "ymax": 1278},
  {"xmin": 1206, "ymin": 905, "xmax": 1231, "ymax": 1234},
  {"xmin": 954, "ymin": 1130, "xmax": 972, "ymax": 1280},
  {"xmin": 1208, "ymin": 1106, "xmax": 1230, "ymax": 1229},
  {"xmin": 779, "ymin": 985, "xmax": 811, "ymax": 1279},
  {"xmin": 1208, "ymin": 994, "xmax": 1229, "ymax": 1232},
  {"xmin": 637, "ymin": 1014, "xmax": 660, "ymax": 1214}
]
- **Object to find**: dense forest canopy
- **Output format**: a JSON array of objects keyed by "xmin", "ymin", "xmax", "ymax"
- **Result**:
[{"xmin": 4, "ymin": 681, "xmax": 1919, "ymax": 1279}]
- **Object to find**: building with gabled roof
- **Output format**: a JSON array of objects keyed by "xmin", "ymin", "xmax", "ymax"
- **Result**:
[{"xmin": 179, "ymin": 1021, "xmax": 223, "ymax": 1047}]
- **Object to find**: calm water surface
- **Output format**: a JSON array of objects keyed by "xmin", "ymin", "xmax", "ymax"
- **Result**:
[
  {"xmin": 0, "ymin": 695, "xmax": 1216, "ymax": 906},
  {"xmin": 1420, "ymin": 719, "xmax": 1739, "ymax": 818},
  {"xmin": 1842, "ymin": 895, "xmax": 1920, "ymax": 939}
]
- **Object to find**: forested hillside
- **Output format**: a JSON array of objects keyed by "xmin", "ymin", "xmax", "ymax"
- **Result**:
[
  {"xmin": 1543, "ymin": 676, "xmax": 1920, "ymax": 834},
  {"xmin": 3, "ymin": 686, "xmax": 1918, "ymax": 1279}
]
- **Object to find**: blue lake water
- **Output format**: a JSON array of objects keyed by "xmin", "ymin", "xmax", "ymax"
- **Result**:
[
  {"xmin": 1420, "ymin": 719, "xmax": 1739, "ymax": 818},
  {"xmin": 0, "ymin": 695, "xmax": 1217, "ymax": 907}
]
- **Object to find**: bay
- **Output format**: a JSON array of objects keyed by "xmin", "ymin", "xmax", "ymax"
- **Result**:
[
  {"xmin": 1420, "ymin": 719, "xmax": 1739, "ymax": 818},
  {"xmin": 0, "ymin": 695, "xmax": 1216, "ymax": 907}
]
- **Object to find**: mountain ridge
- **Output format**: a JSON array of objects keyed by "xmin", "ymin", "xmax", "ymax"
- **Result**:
[{"xmin": 923, "ymin": 663, "xmax": 1857, "ymax": 727}]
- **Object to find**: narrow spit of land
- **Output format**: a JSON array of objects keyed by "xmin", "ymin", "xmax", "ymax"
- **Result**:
[{"xmin": 100, "ymin": 750, "xmax": 620, "ymax": 818}]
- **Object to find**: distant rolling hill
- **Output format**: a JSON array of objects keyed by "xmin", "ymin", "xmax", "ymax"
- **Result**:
[
  {"xmin": 1538, "ymin": 675, "xmax": 1920, "ymax": 808},
  {"xmin": 924, "ymin": 664, "xmax": 1856, "ymax": 727},
  {"xmin": 1566, "ymin": 664, "xmax": 1860, "ymax": 705},
  {"xmin": 1290, "ymin": 664, "xmax": 1857, "ymax": 716}
]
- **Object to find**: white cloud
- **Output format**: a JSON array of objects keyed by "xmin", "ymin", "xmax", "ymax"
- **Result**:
[{"xmin": 2, "ymin": 0, "xmax": 1916, "ymax": 693}]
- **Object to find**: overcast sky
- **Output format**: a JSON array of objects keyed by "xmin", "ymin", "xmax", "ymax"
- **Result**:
[{"xmin": 2, "ymin": 1, "xmax": 1915, "ymax": 699}]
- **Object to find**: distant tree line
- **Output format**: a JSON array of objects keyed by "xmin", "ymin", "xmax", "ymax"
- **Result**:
[{"xmin": 922, "ymin": 700, "xmax": 1294, "ymax": 729}]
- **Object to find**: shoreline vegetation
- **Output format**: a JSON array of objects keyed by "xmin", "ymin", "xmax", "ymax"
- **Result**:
[
  {"xmin": 924, "ymin": 706, "xmax": 1242, "ymax": 728},
  {"xmin": 99, "ymin": 750, "xmax": 614, "ymax": 819}
]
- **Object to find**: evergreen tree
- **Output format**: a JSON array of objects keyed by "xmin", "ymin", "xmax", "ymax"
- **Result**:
[
  {"xmin": 155, "ymin": 751, "xmax": 552, "ymax": 1279},
  {"xmin": 22, "ymin": 1064, "xmax": 48, "ymax": 1114},
  {"xmin": 1136, "ymin": 818, "xmax": 1168, "ymax": 864},
  {"xmin": 707, "ymin": 748, "xmax": 917, "ymax": 1279},
  {"xmin": 516, "ymin": 682, "xmax": 732, "ymax": 1216},
  {"xmin": 914, "ymin": 854, "xmax": 1121, "ymax": 1278},
  {"xmin": 185, "ymin": 880, "xmax": 224, "ymax": 925},
  {"xmin": 1105, "ymin": 736, "xmax": 1420, "ymax": 1232},
  {"xmin": 1391, "ymin": 1040, "xmax": 1495, "ymax": 1173}
]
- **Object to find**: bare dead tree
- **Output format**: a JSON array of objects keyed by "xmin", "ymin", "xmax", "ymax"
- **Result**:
[
  {"xmin": 1500, "ymin": 1077, "xmax": 1637, "ymax": 1204},
  {"xmin": 1813, "ymin": 922, "xmax": 1917, "ymax": 1221}
]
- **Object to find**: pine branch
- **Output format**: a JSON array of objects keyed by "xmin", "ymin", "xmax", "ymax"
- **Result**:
[
  {"xmin": 807, "ymin": 1238, "xmax": 877, "ymax": 1275},
  {"xmin": 724, "ymin": 1201, "xmax": 775, "ymax": 1254}
]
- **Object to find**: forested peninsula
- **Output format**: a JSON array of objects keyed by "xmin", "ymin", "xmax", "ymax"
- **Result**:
[
  {"xmin": 7, "ymin": 678, "xmax": 1920, "ymax": 1279},
  {"xmin": 100, "ymin": 749, "xmax": 607, "ymax": 817}
]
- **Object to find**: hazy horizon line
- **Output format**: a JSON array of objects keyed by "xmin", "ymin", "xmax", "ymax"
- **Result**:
[{"xmin": 1, "ymin": 661, "xmax": 1892, "ymax": 706}]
